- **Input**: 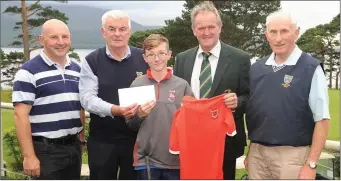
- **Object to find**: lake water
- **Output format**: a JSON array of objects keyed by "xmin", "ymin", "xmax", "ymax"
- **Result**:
[
  {"xmin": 1, "ymin": 47, "xmax": 95, "ymax": 89},
  {"xmin": 1, "ymin": 47, "xmax": 95, "ymax": 61}
]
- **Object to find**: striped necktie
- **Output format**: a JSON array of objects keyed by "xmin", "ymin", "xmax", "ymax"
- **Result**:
[{"xmin": 199, "ymin": 52, "xmax": 212, "ymax": 98}]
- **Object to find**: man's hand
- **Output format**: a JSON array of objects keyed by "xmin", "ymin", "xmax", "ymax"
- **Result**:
[
  {"xmin": 223, "ymin": 92, "xmax": 238, "ymax": 109},
  {"xmin": 81, "ymin": 144, "xmax": 85, "ymax": 154},
  {"xmin": 137, "ymin": 100, "xmax": 157, "ymax": 118},
  {"xmin": 23, "ymin": 155, "xmax": 40, "ymax": 177},
  {"xmin": 118, "ymin": 104, "xmax": 139, "ymax": 119},
  {"xmin": 298, "ymin": 164, "xmax": 316, "ymax": 180},
  {"xmin": 79, "ymin": 134, "xmax": 86, "ymax": 155}
]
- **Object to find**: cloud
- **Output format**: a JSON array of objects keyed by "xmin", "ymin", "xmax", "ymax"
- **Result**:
[
  {"xmin": 40, "ymin": 1, "xmax": 340, "ymax": 29},
  {"xmin": 281, "ymin": 1, "xmax": 340, "ymax": 35},
  {"xmin": 54, "ymin": 1, "xmax": 186, "ymax": 26}
]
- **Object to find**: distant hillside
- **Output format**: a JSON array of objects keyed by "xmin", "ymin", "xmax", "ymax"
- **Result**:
[{"xmin": 0, "ymin": 1, "xmax": 162, "ymax": 49}]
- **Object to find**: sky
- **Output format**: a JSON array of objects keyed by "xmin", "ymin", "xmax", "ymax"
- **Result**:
[
  {"xmin": 281, "ymin": 1, "xmax": 340, "ymax": 36},
  {"xmin": 43, "ymin": 1, "xmax": 340, "ymax": 36}
]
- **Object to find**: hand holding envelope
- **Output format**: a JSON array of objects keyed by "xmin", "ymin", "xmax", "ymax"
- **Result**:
[
  {"xmin": 118, "ymin": 85, "xmax": 157, "ymax": 118},
  {"xmin": 137, "ymin": 100, "xmax": 157, "ymax": 118},
  {"xmin": 116, "ymin": 104, "xmax": 139, "ymax": 119}
]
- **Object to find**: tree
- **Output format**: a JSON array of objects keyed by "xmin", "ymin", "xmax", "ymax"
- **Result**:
[
  {"xmin": 164, "ymin": 0, "xmax": 281, "ymax": 65},
  {"xmin": 4, "ymin": 0, "xmax": 69, "ymax": 60},
  {"xmin": 164, "ymin": 11, "xmax": 196, "ymax": 63},
  {"xmin": 128, "ymin": 27, "xmax": 179, "ymax": 66},
  {"xmin": 129, "ymin": 28, "xmax": 166, "ymax": 48},
  {"xmin": 336, "ymin": 66, "xmax": 340, "ymax": 89},
  {"xmin": 1, "ymin": 49, "xmax": 25, "ymax": 87},
  {"xmin": 2, "ymin": 0, "xmax": 80, "ymax": 85},
  {"xmin": 297, "ymin": 14, "xmax": 340, "ymax": 88}
]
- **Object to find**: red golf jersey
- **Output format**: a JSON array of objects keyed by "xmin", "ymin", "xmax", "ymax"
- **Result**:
[{"xmin": 169, "ymin": 94, "xmax": 236, "ymax": 179}]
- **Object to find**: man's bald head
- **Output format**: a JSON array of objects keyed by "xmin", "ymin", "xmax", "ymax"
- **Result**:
[
  {"xmin": 41, "ymin": 19, "xmax": 70, "ymax": 36},
  {"xmin": 39, "ymin": 19, "xmax": 72, "ymax": 63}
]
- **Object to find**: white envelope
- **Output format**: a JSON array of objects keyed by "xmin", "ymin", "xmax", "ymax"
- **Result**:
[{"xmin": 118, "ymin": 85, "xmax": 156, "ymax": 107}]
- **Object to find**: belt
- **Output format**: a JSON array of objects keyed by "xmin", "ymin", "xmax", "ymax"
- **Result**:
[
  {"xmin": 251, "ymin": 141, "xmax": 283, "ymax": 147},
  {"xmin": 32, "ymin": 134, "xmax": 78, "ymax": 145}
]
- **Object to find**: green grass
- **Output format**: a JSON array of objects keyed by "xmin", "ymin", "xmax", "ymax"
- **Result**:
[
  {"xmin": 0, "ymin": 90, "xmax": 90, "ymax": 165},
  {"xmin": 2, "ymin": 109, "xmax": 15, "ymax": 133},
  {"xmin": 1, "ymin": 103, "xmax": 89, "ymax": 165},
  {"xmin": 1, "ymin": 89, "xmax": 12, "ymax": 103},
  {"xmin": 327, "ymin": 89, "xmax": 340, "ymax": 141},
  {"xmin": 236, "ymin": 169, "xmax": 248, "ymax": 179},
  {"xmin": 1, "ymin": 89, "xmax": 339, "ymax": 179}
]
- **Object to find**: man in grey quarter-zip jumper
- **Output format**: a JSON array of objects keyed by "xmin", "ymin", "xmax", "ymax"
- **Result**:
[{"xmin": 126, "ymin": 34, "xmax": 193, "ymax": 180}]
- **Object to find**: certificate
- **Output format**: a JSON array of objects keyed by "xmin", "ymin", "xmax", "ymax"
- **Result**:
[{"xmin": 118, "ymin": 85, "xmax": 156, "ymax": 107}]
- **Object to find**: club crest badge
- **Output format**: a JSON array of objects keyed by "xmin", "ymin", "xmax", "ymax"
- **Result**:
[
  {"xmin": 282, "ymin": 74, "xmax": 293, "ymax": 88},
  {"xmin": 136, "ymin": 72, "xmax": 143, "ymax": 79},
  {"xmin": 168, "ymin": 90, "xmax": 176, "ymax": 101},
  {"xmin": 211, "ymin": 109, "xmax": 219, "ymax": 119}
]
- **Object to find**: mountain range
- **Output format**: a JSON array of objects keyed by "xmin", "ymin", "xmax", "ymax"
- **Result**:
[{"xmin": 0, "ymin": 1, "xmax": 162, "ymax": 49}]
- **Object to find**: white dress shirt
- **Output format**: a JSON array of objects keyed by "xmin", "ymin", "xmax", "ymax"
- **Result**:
[
  {"xmin": 79, "ymin": 46, "xmax": 131, "ymax": 118},
  {"xmin": 191, "ymin": 41, "xmax": 221, "ymax": 99}
]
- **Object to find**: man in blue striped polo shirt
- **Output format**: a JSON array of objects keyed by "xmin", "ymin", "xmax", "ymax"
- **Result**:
[{"xmin": 12, "ymin": 19, "xmax": 86, "ymax": 179}]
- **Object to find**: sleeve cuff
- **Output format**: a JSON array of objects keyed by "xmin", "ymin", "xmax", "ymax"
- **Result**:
[
  {"xmin": 226, "ymin": 130, "xmax": 237, "ymax": 137},
  {"xmin": 13, "ymin": 101, "xmax": 34, "ymax": 106},
  {"xmin": 169, "ymin": 149, "xmax": 180, "ymax": 155},
  {"xmin": 314, "ymin": 117, "xmax": 330, "ymax": 122},
  {"xmin": 104, "ymin": 102, "xmax": 115, "ymax": 118},
  {"xmin": 313, "ymin": 109, "xmax": 330, "ymax": 122}
]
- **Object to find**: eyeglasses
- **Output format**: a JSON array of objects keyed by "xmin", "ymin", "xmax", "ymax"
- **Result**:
[{"xmin": 145, "ymin": 52, "xmax": 168, "ymax": 60}]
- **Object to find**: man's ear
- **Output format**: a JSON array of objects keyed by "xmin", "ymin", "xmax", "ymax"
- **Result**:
[
  {"xmin": 294, "ymin": 27, "xmax": 300, "ymax": 41},
  {"xmin": 39, "ymin": 35, "xmax": 44, "ymax": 46},
  {"xmin": 192, "ymin": 26, "xmax": 197, "ymax": 37},
  {"xmin": 168, "ymin": 50, "xmax": 172, "ymax": 58},
  {"xmin": 100, "ymin": 27, "xmax": 106, "ymax": 39}
]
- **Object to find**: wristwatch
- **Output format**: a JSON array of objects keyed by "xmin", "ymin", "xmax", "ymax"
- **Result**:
[{"xmin": 307, "ymin": 160, "xmax": 317, "ymax": 169}]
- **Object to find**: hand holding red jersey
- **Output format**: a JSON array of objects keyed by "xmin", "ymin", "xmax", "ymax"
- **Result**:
[{"xmin": 169, "ymin": 95, "xmax": 236, "ymax": 179}]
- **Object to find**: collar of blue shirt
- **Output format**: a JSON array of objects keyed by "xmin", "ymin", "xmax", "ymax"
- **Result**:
[
  {"xmin": 40, "ymin": 50, "xmax": 71, "ymax": 67},
  {"xmin": 265, "ymin": 45, "xmax": 303, "ymax": 66},
  {"xmin": 105, "ymin": 45, "xmax": 131, "ymax": 61}
]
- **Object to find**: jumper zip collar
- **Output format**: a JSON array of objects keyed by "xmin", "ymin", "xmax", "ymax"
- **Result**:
[
  {"xmin": 146, "ymin": 68, "xmax": 172, "ymax": 82},
  {"xmin": 146, "ymin": 68, "xmax": 172, "ymax": 100}
]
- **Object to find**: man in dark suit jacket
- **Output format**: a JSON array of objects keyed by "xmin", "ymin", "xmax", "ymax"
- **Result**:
[{"xmin": 173, "ymin": 1, "xmax": 251, "ymax": 179}]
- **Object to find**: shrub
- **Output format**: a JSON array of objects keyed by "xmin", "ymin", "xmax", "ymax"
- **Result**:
[{"xmin": 3, "ymin": 129, "xmax": 29, "ymax": 179}]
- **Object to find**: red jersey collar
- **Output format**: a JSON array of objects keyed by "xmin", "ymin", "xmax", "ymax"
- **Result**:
[{"xmin": 146, "ymin": 68, "xmax": 172, "ymax": 81}]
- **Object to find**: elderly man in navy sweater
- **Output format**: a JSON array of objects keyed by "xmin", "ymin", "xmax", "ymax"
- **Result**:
[
  {"xmin": 245, "ymin": 10, "xmax": 330, "ymax": 180},
  {"xmin": 79, "ymin": 10, "xmax": 149, "ymax": 180}
]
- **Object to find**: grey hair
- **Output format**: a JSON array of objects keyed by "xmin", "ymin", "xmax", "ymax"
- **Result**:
[
  {"xmin": 266, "ymin": 10, "xmax": 299, "ymax": 31},
  {"xmin": 191, "ymin": 1, "xmax": 222, "ymax": 27},
  {"xmin": 101, "ymin": 10, "xmax": 131, "ymax": 29}
]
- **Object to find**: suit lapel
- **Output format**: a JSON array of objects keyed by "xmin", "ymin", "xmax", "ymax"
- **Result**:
[
  {"xmin": 210, "ymin": 43, "xmax": 232, "ymax": 97},
  {"xmin": 184, "ymin": 47, "xmax": 198, "ymax": 83}
]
